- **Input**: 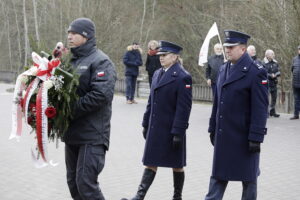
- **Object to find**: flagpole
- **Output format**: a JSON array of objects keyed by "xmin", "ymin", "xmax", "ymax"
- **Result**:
[{"xmin": 215, "ymin": 24, "xmax": 227, "ymax": 61}]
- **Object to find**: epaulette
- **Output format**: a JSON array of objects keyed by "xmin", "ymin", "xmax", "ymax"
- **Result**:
[{"xmin": 256, "ymin": 63, "xmax": 263, "ymax": 69}]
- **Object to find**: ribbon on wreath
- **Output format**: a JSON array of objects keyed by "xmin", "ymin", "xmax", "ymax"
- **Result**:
[
  {"xmin": 36, "ymin": 59, "xmax": 60, "ymax": 78},
  {"xmin": 10, "ymin": 65, "xmax": 39, "ymax": 140},
  {"xmin": 35, "ymin": 82, "xmax": 48, "ymax": 162}
]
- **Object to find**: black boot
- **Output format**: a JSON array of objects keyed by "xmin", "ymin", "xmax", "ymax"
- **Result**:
[
  {"xmin": 270, "ymin": 109, "xmax": 280, "ymax": 117},
  {"xmin": 173, "ymin": 171, "xmax": 185, "ymax": 200},
  {"xmin": 121, "ymin": 168, "xmax": 156, "ymax": 200}
]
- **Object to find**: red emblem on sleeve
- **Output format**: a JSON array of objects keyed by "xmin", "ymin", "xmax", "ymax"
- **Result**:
[
  {"xmin": 97, "ymin": 72, "xmax": 105, "ymax": 77},
  {"xmin": 261, "ymin": 80, "xmax": 267, "ymax": 85}
]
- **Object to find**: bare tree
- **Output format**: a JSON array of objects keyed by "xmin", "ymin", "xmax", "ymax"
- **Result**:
[
  {"xmin": 139, "ymin": 0, "xmax": 147, "ymax": 43},
  {"xmin": 32, "ymin": 0, "xmax": 40, "ymax": 48},
  {"xmin": 1, "ymin": 1, "xmax": 13, "ymax": 71},
  {"xmin": 23, "ymin": 0, "xmax": 29, "ymax": 68}
]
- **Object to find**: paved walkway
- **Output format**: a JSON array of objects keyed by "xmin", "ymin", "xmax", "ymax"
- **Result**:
[{"xmin": 0, "ymin": 83, "xmax": 299, "ymax": 200}]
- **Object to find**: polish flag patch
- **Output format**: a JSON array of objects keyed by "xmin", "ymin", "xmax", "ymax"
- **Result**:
[
  {"xmin": 185, "ymin": 85, "xmax": 191, "ymax": 88},
  {"xmin": 97, "ymin": 71, "xmax": 105, "ymax": 77},
  {"xmin": 261, "ymin": 80, "xmax": 268, "ymax": 85}
]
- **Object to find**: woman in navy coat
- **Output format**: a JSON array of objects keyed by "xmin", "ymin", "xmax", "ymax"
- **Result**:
[{"xmin": 121, "ymin": 41, "xmax": 192, "ymax": 200}]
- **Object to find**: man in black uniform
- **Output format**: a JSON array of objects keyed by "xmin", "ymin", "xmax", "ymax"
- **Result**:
[
  {"xmin": 206, "ymin": 43, "xmax": 224, "ymax": 97},
  {"xmin": 263, "ymin": 49, "xmax": 280, "ymax": 117},
  {"xmin": 63, "ymin": 18, "xmax": 117, "ymax": 200},
  {"xmin": 247, "ymin": 45, "xmax": 263, "ymax": 66}
]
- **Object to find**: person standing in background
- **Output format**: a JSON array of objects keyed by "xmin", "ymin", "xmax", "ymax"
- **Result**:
[
  {"xmin": 247, "ymin": 45, "xmax": 263, "ymax": 66},
  {"xmin": 290, "ymin": 45, "xmax": 300, "ymax": 120},
  {"xmin": 123, "ymin": 42, "xmax": 143, "ymax": 104},
  {"xmin": 145, "ymin": 40, "xmax": 162, "ymax": 87},
  {"xmin": 263, "ymin": 49, "xmax": 281, "ymax": 117},
  {"xmin": 206, "ymin": 43, "xmax": 224, "ymax": 97}
]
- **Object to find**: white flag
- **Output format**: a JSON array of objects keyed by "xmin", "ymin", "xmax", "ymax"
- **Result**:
[{"xmin": 198, "ymin": 22, "xmax": 220, "ymax": 66}]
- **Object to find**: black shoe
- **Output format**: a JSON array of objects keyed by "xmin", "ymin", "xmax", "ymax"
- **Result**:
[
  {"xmin": 290, "ymin": 116, "xmax": 299, "ymax": 120},
  {"xmin": 273, "ymin": 113, "xmax": 280, "ymax": 117},
  {"xmin": 122, "ymin": 168, "xmax": 156, "ymax": 200}
]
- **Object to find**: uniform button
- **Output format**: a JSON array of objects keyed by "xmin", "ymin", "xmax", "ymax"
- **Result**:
[
  {"xmin": 220, "ymin": 115, "xmax": 223, "ymax": 118},
  {"xmin": 221, "ymin": 101, "xmax": 224, "ymax": 104},
  {"xmin": 151, "ymin": 126, "xmax": 154, "ymax": 129},
  {"xmin": 154, "ymin": 102, "xmax": 157, "ymax": 105},
  {"xmin": 219, "ymin": 129, "xmax": 222, "ymax": 132},
  {"xmin": 152, "ymin": 114, "xmax": 155, "ymax": 117}
]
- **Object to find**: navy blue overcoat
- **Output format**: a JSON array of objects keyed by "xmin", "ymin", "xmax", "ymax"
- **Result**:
[
  {"xmin": 208, "ymin": 53, "xmax": 269, "ymax": 181},
  {"xmin": 142, "ymin": 63, "xmax": 192, "ymax": 168}
]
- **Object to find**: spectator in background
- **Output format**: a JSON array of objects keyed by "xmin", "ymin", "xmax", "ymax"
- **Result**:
[
  {"xmin": 205, "ymin": 43, "xmax": 224, "ymax": 97},
  {"xmin": 247, "ymin": 45, "xmax": 263, "ymax": 66},
  {"xmin": 263, "ymin": 49, "xmax": 281, "ymax": 117},
  {"xmin": 145, "ymin": 40, "xmax": 162, "ymax": 87},
  {"xmin": 290, "ymin": 45, "xmax": 300, "ymax": 120},
  {"xmin": 123, "ymin": 42, "xmax": 143, "ymax": 104}
]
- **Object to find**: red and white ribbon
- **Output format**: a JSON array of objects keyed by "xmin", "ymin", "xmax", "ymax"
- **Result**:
[
  {"xmin": 35, "ymin": 82, "xmax": 49, "ymax": 163},
  {"xmin": 10, "ymin": 74, "xmax": 26, "ymax": 140}
]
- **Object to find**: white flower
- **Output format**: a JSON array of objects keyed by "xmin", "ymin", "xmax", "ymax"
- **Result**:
[
  {"xmin": 49, "ymin": 75, "xmax": 64, "ymax": 91},
  {"xmin": 44, "ymin": 80, "xmax": 54, "ymax": 89}
]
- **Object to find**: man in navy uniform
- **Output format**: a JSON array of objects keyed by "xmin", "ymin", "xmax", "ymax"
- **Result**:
[
  {"xmin": 205, "ymin": 30, "xmax": 269, "ymax": 200},
  {"xmin": 121, "ymin": 41, "xmax": 192, "ymax": 200}
]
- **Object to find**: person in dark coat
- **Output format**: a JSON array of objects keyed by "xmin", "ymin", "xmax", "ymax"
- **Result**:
[
  {"xmin": 290, "ymin": 45, "xmax": 300, "ymax": 120},
  {"xmin": 121, "ymin": 41, "xmax": 192, "ymax": 200},
  {"xmin": 145, "ymin": 40, "xmax": 162, "ymax": 87},
  {"xmin": 205, "ymin": 43, "xmax": 224, "ymax": 97},
  {"xmin": 123, "ymin": 42, "xmax": 143, "ymax": 104},
  {"xmin": 247, "ymin": 45, "xmax": 263, "ymax": 66},
  {"xmin": 63, "ymin": 18, "xmax": 117, "ymax": 200},
  {"xmin": 205, "ymin": 30, "xmax": 268, "ymax": 200},
  {"xmin": 263, "ymin": 49, "xmax": 281, "ymax": 117}
]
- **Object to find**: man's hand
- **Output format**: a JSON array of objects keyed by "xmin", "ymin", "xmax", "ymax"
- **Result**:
[
  {"xmin": 249, "ymin": 141, "xmax": 261, "ymax": 153},
  {"xmin": 173, "ymin": 135, "xmax": 182, "ymax": 150},
  {"xmin": 209, "ymin": 132, "xmax": 215, "ymax": 146},
  {"xmin": 207, "ymin": 79, "xmax": 212, "ymax": 86},
  {"xmin": 143, "ymin": 128, "xmax": 148, "ymax": 139}
]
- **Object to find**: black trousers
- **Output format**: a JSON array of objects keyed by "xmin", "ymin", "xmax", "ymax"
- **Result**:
[
  {"xmin": 65, "ymin": 144, "xmax": 106, "ymax": 200},
  {"xmin": 269, "ymin": 86, "xmax": 277, "ymax": 113}
]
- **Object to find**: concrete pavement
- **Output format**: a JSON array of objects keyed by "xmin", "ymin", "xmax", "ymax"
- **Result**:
[{"xmin": 0, "ymin": 83, "xmax": 299, "ymax": 200}]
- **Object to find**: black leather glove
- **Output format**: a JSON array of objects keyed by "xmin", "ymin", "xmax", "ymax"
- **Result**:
[
  {"xmin": 142, "ymin": 127, "xmax": 148, "ymax": 139},
  {"xmin": 209, "ymin": 132, "xmax": 215, "ymax": 146},
  {"xmin": 249, "ymin": 141, "xmax": 261, "ymax": 153},
  {"xmin": 173, "ymin": 135, "xmax": 182, "ymax": 150}
]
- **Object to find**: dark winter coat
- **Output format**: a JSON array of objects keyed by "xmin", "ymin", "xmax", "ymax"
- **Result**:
[
  {"xmin": 208, "ymin": 53, "xmax": 268, "ymax": 181},
  {"xmin": 63, "ymin": 37, "xmax": 117, "ymax": 150},
  {"xmin": 142, "ymin": 63, "xmax": 192, "ymax": 168},
  {"xmin": 145, "ymin": 54, "xmax": 162, "ymax": 76},
  {"xmin": 251, "ymin": 56, "xmax": 263, "ymax": 66},
  {"xmin": 123, "ymin": 47, "xmax": 143, "ymax": 77},
  {"xmin": 206, "ymin": 54, "xmax": 224, "ymax": 84},
  {"xmin": 263, "ymin": 59, "xmax": 280, "ymax": 88},
  {"xmin": 292, "ymin": 55, "xmax": 300, "ymax": 88}
]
